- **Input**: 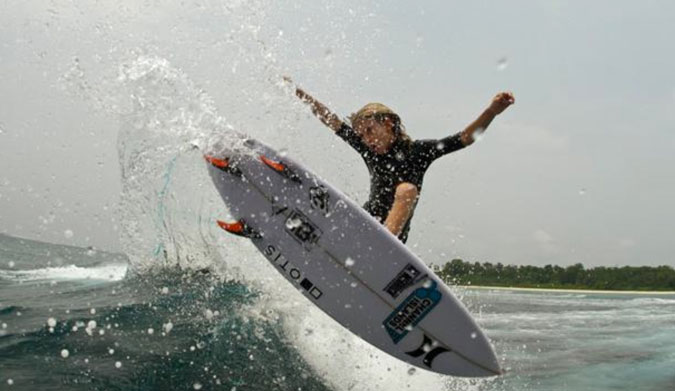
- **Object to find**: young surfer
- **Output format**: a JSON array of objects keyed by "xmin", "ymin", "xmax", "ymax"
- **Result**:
[{"xmin": 288, "ymin": 79, "xmax": 514, "ymax": 243}]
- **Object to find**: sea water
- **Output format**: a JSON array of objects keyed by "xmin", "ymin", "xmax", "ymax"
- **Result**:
[{"xmin": 1, "ymin": 234, "xmax": 673, "ymax": 391}]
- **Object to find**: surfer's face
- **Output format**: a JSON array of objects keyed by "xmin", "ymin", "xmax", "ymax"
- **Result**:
[{"xmin": 355, "ymin": 115, "xmax": 397, "ymax": 154}]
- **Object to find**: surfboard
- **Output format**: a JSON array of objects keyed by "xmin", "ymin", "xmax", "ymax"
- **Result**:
[{"xmin": 205, "ymin": 136, "xmax": 501, "ymax": 377}]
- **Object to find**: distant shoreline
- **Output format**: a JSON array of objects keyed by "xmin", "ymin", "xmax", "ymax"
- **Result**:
[{"xmin": 461, "ymin": 285, "xmax": 675, "ymax": 295}]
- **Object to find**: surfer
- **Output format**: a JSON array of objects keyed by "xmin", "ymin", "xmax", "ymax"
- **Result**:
[{"xmin": 287, "ymin": 78, "xmax": 514, "ymax": 243}]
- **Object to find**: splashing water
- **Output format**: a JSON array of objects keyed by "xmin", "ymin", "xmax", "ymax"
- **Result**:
[{"xmin": 116, "ymin": 56, "xmax": 243, "ymax": 274}]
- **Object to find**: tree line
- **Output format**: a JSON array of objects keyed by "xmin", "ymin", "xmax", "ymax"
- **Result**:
[{"xmin": 434, "ymin": 259, "xmax": 675, "ymax": 291}]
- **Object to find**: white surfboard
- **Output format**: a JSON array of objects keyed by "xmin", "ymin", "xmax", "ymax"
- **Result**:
[{"xmin": 205, "ymin": 137, "xmax": 501, "ymax": 377}]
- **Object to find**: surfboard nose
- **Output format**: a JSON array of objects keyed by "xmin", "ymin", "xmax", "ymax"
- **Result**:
[
  {"xmin": 438, "ymin": 332, "xmax": 502, "ymax": 377},
  {"xmin": 432, "ymin": 348, "xmax": 502, "ymax": 377}
]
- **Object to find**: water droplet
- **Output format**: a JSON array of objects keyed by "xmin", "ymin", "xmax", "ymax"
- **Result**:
[
  {"xmin": 436, "ymin": 142, "xmax": 445, "ymax": 150},
  {"xmin": 285, "ymin": 217, "xmax": 302, "ymax": 229},
  {"xmin": 194, "ymin": 383, "xmax": 203, "ymax": 390},
  {"xmin": 7, "ymin": 379, "xmax": 14, "ymax": 386},
  {"xmin": 47, "ymin": 318, "xmax": 57, "ymax": 327},
  {"xmin": 350, "ymin": 282, "xmax": 358, "ymax": 288},
  {"xmin": 90, "ymin": 308, "xmax": 96, "ymax": 315},
  {"xmin": 163, "ymin": 322, "xmax": 174, "ymax": 333},
  {"xmin": 8, "ymin": 261, "xmax": 14, "ymax": 268},
  {"xmin": 61, "ymin": 349, "xmax": 70, "ymax": 358},
  {"xmin": 64, "ymin": 229, "xmax": 74, "ymax": 239},
  {"xmin": 470, "ymin": 332, "xmax": 477, "ymax": 339},
  {"xmin": 345, "ymin": 257, "xmax": 355, "ymax": 267},
  {"xmin": 1, "ymin": 323, "xmax": 7, "ymax": 329},
  {"xmin": 497, "ymin": 57, "xmax": 508, "ymax": 71},
  {"xmin": 115, "ymin": 361, "xmax": 122, "ymax": 368},
  {"xmin": 109, "ymin": 348, "xmax": 115, "ymax": 355},
  {"xmin": 344, "ymin": 303, "xmax": 352, "ymax": 309},
  {"xmin": 147, "ymin": 328, "xmax": 154, "ymax": 335},
  {"xmin": 472, "ymin": 128, "xmax": 485, "ymax": 142},
  {"xmin": 407, "ymin": 368, "xmax": 416, "ymax": 375}
]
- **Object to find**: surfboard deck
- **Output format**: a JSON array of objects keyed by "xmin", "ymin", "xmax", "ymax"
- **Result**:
[{"xmin": 205, "ymin": 136, "xmax": 501, "ymax": 377}]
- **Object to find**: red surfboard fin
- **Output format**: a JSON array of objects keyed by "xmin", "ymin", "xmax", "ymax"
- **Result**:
[
  {"xmin": 216, "ymin": 219, "xmax": 262, "ymax": 239},
  {"xmin": 204, "ymin": 155, "xmax": 243, "ymax": 177},
  {"xmin": 260, "ymin": 155, "xmax": 302, "ymax": 184}
]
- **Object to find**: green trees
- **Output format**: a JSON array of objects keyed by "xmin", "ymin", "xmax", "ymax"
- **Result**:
[{"xmin": 436, "ymin": 259, "xmax": 675, "ymax": 291}]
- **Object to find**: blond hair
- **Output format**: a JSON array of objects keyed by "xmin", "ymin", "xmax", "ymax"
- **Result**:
[{"xmin": 348, "ymin": 103, "xmax": 412, "ymax": 145}]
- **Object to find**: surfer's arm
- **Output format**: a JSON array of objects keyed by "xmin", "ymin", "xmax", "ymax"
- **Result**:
[
  {"xmin": 384, "ymin": 183, "xmax": 419, "ymax": 238},
  {"xmin": 459, "ymin": 91, "xmax": 515, "ymax": 146},
  {"xmin": 293, "ymin": 85, "xmax": 344, "ymax": 132}
]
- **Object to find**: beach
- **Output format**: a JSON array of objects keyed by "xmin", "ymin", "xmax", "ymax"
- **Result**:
[{"xmin": 463, "ymin": 285, "xmax": 675, "ymax": 295}]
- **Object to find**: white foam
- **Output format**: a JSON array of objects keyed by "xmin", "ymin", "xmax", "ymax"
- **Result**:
[
  {"xmin": 237, "ymin": 271, "xmax": 459, "ymax": 391},
  {"xmin": 0, "ymin": 264, "xmax": 127, "ymax": 282}
]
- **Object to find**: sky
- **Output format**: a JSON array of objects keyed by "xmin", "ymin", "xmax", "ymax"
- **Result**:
[{"xmin": 0, "ymin": 0, "xmax": 674, "ymax": 267}]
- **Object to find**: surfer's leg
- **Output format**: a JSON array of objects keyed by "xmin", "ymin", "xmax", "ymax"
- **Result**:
[{"xmin": 384, "ymin": 182, "xmax": 418, "ymax": 237}]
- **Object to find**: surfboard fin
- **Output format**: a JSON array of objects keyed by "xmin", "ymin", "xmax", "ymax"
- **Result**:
[
  {"xmin": 260, "ymin": 155, "xmax": 302, "ymax": 184},
  {"xmin": 204, "ymin": 155, "xmax": 243, "ymax": 177},
  {"xmin": 216, "ymin": 219, "xmax": 262, "ymax": 239}
]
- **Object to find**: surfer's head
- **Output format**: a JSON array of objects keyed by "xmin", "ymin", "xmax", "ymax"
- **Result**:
[{"xmin": 350, "ymin": 103, "xmax": 411, "ymax": 154}]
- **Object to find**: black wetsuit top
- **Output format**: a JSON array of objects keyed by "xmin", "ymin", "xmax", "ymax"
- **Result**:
[{"xmin": 336, "ymin": 123, "xmax": 466, "ymax": 243}]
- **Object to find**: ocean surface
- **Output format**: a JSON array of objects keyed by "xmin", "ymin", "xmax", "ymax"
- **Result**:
[{"xmin": 1, "ymin": 233, "xmax": 674, "ymax": 391}]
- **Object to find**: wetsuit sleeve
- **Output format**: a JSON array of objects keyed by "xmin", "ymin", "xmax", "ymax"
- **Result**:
[
  {"xmin": 415, "ymin": 132, "xmax": 466, "ymax": 163},
  {"xmin": 335, "ymin": 122, "xmax": 369, "ymax": 155}
]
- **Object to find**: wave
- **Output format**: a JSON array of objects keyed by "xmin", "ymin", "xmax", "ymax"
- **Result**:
[{"xmin": 0, "ymin": 264, "xmax": 127, "ymax": 282}]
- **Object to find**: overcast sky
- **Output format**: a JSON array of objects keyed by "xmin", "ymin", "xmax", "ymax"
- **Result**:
[{"xmin": 1, "ymin": 0, "xmax": 674, "ymax": 267}]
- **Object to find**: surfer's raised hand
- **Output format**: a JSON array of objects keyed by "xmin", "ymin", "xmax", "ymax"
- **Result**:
[
  {"xmin": 459, "ymin": 91, "xmax": 515, "ymax": 146},
  {"xmin": 289, "ymin": 81, "xmax": 344, "ymax": 132},
  {"xmin": 488, "ymin": 91, "xmax": 515, "ymax": 115},
  {"xmin": 282, "ymin": 76, "xmax": 309, "ymax": 101}
]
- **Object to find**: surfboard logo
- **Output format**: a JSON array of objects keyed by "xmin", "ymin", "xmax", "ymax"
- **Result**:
[
  {"xmin": 405, "ymin": 334, "xmax": 450, "ymax": 368},
  {"xmin": 263, "ymin": 244, "xmax": 323, "ymax": 300},
  {"xmin": 383, "ymin": 282, "xmax": 441, "ymax": 344},
  {"xmin": 383, "ymin": 264, "xmax": 427, "ymax": 298}
]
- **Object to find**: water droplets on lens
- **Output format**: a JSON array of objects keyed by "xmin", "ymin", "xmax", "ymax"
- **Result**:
[
  {"xmin": 497, "ymin": 57, "xmax": 508, "ymax": 71},
  {"xmin": 285, "ymin": 217, "xmax": 302, "ymax": 229}
]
